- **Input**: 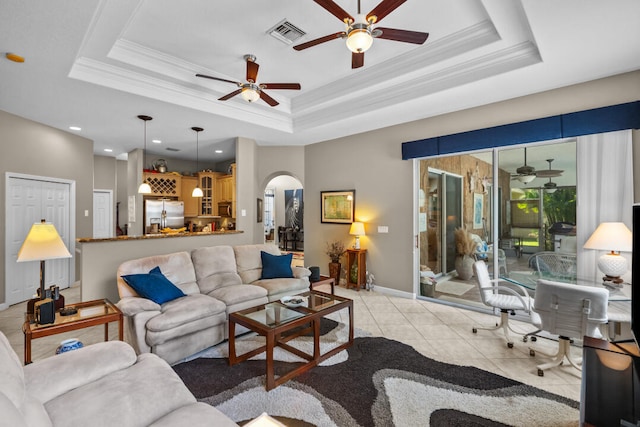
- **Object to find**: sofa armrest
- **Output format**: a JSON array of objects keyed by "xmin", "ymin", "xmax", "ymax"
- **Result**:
[
  {"xmin": 117, "ymin": 296, "xmax": 161, "ymax": 316},
  {"xmin": 24, "ymin": 341, "xmax": 137, "ymax": 404},
  {"xmin": 292, "ymin": 266, "xmax": 311, "ymax": 279}
]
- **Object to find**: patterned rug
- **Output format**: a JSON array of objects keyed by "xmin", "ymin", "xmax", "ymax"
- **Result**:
[{"xmin": 173, "ymin": 323, "xmax": 580, "ymax": 427}]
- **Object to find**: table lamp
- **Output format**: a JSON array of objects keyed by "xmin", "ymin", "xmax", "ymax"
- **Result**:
[
  {"xmin": 583, "ymin": 222, "xmax": 632, "ymax": 285},
  {"xmin": 17, "ymin": 219, "xmax": 72, "ymax": 324},
  {"xmin": 349, "ymin": 222, "xmax": 365, "ymax": 249}
]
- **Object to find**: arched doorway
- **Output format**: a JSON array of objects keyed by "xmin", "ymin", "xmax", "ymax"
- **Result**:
[{"xmin": 262, "ymin": 174, "xmax": 303, "ymax": 251}]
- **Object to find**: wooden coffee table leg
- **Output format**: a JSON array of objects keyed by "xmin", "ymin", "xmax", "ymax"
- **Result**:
[
  {"xmin": 104, "ymin": 322, "xmax": 109, "ymax": 341},
  {"xmin": 313, "ymin": 319, "xmax": 321, "ymax": 360},
  {"xmin": 266, "ymin": 331, "xmax": 275, "ymax": 390},
  {"xmin": 24, "ymin": 328, "xmax": 32, "ymax": 365},
  {"xmin": 228, "ymin": 321, "xmax": 237, "ymax": 365}
]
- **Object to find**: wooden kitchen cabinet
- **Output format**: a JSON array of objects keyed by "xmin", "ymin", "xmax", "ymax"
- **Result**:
[
  {"xmin": 180, "ymin": 176, "xmax": 198, "ymax": 217},
  {"xmin": 142, "ymin": 172, "xmax": 182, "ymax": 197},
  {"xmin": 197, "ymin": 172, "xmax": 219, "ymax": 216}
]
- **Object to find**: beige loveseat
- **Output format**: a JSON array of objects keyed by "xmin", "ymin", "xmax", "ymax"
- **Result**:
[
  {"xmin": 0, "ymin": 331, "xmax": 237, "ymax": 427},
  {"xmin": 116, "ymin": 244, "xmax": 310, "ymax": 364}
]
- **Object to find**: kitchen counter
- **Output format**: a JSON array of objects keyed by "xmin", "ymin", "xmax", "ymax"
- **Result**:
[{"xmin": 77, "ymin": 230, "xmax": 242, "ymax": 243}]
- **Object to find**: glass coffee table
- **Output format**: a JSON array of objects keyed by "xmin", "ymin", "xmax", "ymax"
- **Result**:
[{"xmin": 228, "ymin": 290, "xmax": 353, "ymax": 390}]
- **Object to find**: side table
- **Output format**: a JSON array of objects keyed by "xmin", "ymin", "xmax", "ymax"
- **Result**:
[
  {"xmin": 309, "ymin": 274, "xmax": 335, "ymax": 294},
  {"xmin": 23, "ymin": 299, "xmax": 123, "ymax": 364},
  {"xmin": 346, "ymin": 249, "xmax": 367, "ymax": 291}
]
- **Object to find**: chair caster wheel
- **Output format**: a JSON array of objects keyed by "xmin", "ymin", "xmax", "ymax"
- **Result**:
[
  {"xmin": 472, "ymin": 328, "xmax": 477, "ymax": 334},
  {"xmin": 531, "ymin": 336, "xmax": 537, "ymax": 342},
  {"xmin": 530, "ymin": 349, "xmax": 535, "ymax": 357},
  {"xmin": 538, "ymin": 369, "xmax": 544, "ymax": 377},
  {"xmin": 507, "ymin": 342, "xmax": 514, "ymax": 349},
  {"xmin": 523, "ymin": 337, "xmax": 528, "ymax": 343}
]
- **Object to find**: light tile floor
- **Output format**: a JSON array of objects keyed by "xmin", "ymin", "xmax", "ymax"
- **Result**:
[{"xmin": 0, "ymin": 283, "xmax": 582, "ymax": 402}]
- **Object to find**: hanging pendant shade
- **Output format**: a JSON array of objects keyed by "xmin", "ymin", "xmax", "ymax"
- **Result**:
[
  {"xmin": 191, "ymin": 126, "xmax": 204, "ymax": 197},
  {"xmin": 137, "ymin": 115, "xmax": 153, "ymax": 194}
]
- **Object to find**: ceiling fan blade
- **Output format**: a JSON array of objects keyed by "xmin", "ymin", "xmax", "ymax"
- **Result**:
[
  {"xmin": 375, "ymin": 27, "xmax": 429, "ymax": 44},
  {"xmin": 352, "ymin": 52, "xmax": 364, "ymax": 69},
  {"xmin": 366, "ymin": 0, "xmax": 406, "ymax": 24},
  {"xmin": 259, "ymin": 91, "xmax": 279, "ymax": 107},
  {"xmin": 293, "ymin": 32, "xmax": 346, "ymax": 51},
  {"xmin": 196, "ymin": 74, "xmax": 241, "ymax": 86},
  {"xmin": 313, "ymin": 0, "xmax": 354, "ymax": 22},
  {"xmin": 218, "ymin": 89, "xmax": 242, "ymax": 101},
  {"xmin": 246, "ymin": 60, "xmax": 259, "ymax": 83},
  {"xmin": 260, "ymin": 83, "xmax": 301, "ymax": 90},
  {"xmin": 535, "ymin": 170, "xmax": 564, "ymax": 178}
]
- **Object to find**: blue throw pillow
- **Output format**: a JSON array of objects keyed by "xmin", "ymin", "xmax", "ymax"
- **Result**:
[
  {"xmin": 121, "ymin": 266, "xmax": 185, "ymax": 305},
  {"xmin": 260, "ymin": 251, "xmax": 294, "ymax": 279}
]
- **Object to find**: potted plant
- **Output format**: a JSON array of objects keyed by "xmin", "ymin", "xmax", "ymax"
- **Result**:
[
  {"xmin": 326, "ymin": 240, "xmax": 346, "ymax": 285},
  {"xmin": 454, "ymin": 227, "xmax": 477, "ymax": 280}
]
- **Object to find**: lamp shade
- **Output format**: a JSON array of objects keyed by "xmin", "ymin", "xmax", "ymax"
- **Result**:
[
  {"xmin": 17, "ymin": 221, "xmax": 72, "ymax": 262},
  {"xmin": 349, "ymin": 222, "xmax": 365, "ymax": 236},
  {"xmin": 583, "ymin": 222, "xmax": 632, "ymax": 252},
  {"xmin": 346, "ymin": 29, "xmax": 373, "ymax": 53},
  {"xmin": 516, "ymin": 174, "xmax": 536, "ymax": 184},
  {"xmin": 241, "ymin": 87, "xmax": 260, "ymax": 102}
]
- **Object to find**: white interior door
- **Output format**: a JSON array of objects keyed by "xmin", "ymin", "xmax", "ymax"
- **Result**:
[
  {"xmin": 5, "ymin": 176, "xmax": 72, "ymax": 305},
  {"xmin": 93, "ymin": 190, "xmax": 113, "ymax": 239}
]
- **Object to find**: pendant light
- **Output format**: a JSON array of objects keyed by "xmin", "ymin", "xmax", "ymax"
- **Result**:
[
  {"xmin": 191, "ymin": 126, "xmax": 204, "ymax": 197},
  {"xmin": 137, "ymin": 115, "xmax": 153, "ymax": 194}
]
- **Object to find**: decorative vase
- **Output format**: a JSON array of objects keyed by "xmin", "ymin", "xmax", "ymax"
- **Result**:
[
  {"xmin": 455, "ymin": 255, "xmax": 475, "ymax": 280},
  {"xmin": 328, "ymin": 262, "xmax": 341, "ymax": 285},
  {"xmin": 56, "ymin": 338, "xmax": 83, "ymax": 355}
]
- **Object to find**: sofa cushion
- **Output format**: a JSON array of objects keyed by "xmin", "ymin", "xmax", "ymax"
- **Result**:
[
  {"xmin": 234, "ymin": 244, "xmax": 281, "ymax": 284},
  {"xmin": 117, "ymin": 252, "xmax": 200, "ymax": 298},
  {"xmin": 252, "ymin": 277, "xmax": 310, "ymax": 297},
  {"xmin": 0, "ymin": 330, "xmax": 25, "ymax": 411},
  {"xmin": 191, "ymin": 246, "xmax": 242, "ymax": 294},
  {"xmin": 260, "ymin": 251, "xmax": 293, "ymax": 279},
  {"xmin": 43, "ymin": 353, "xmax": 198, "ymax": 427},
  {"xmin": 146, "ymin": 294, "xmax": 226, "ymax": 334},
  {"xmin": 121, "ymin": 267, "xmax": 186, "ymax": 305},
  {"xmin": 207, "ymin": 284, "xmax": 267, "ymax": 307}
]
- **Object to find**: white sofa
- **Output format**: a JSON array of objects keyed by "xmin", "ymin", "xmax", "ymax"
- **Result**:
[
  {"xmin": 116, "ymin": 243, "xmax": 310, "ymax": 364},
  {"xmin": 0, "ymin": 331, "xmax": 237, "ymax": 427}
]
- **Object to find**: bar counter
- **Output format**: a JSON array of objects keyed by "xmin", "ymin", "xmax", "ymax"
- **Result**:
[{"xmin": 76, "ymin": 230, "xmax": 248, "ymax": 303}]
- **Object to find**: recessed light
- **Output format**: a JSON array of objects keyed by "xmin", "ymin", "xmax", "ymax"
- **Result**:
[
  {"xmin": 69, "ymin": 126, "xmax": 81, "ymax": 131},
  {"xmin": 103, "ymin": 148, "xmax": 113, "ymax": 152},
  {"xmin": 152, "ymin": 139, "xmax": 162, "ymax": 144},
  {"xmin": 215, "ymin": 150, "xmax": 223, "ymax": 153}
]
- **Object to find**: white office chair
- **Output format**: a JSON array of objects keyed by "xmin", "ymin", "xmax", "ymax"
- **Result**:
[
  {"xmin": 472, "ymin": 261, "xmax": 533, "ymax": 348},
  {"xmin": 529, "ymin": 279, "xmax": 608, "ymax": 376}
]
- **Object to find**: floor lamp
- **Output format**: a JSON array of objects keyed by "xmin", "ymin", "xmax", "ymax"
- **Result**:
[{"xmin": 17, "ymin": 219, "xmax": 72, "ymax": 324}]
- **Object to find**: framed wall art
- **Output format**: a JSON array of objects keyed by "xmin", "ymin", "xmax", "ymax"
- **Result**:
[
  {"xmin": 473, "ymin": 193, "xmax": 484, "ymax": 229},
  {"xmin": 321, "ymin": 190, "xmax": 355, "ymax": 224}
]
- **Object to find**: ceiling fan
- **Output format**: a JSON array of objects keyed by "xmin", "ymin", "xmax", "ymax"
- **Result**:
[
  {"xmin": 293, "ymin": 0, "xmax": 429, "ymax": 69},
  {"xmin": 195, "ymin": 55, "xmax": 301, "ymax": 107},
  {"xmin": 543, "ymin": 159, "xmax": 560, "ymax": 192},
  {"xmin": 511, "ymin": 148, "xmax": 563, "ymax": 183}
]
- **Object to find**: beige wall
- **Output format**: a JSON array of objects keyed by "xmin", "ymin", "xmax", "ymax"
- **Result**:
[
  {"xmin": 0, "ymin": 109, "xmax": 94, "ymax": 304},
  {"xmin": 300, "ymin": 70, "xmax": 640, "ymax": 294}
]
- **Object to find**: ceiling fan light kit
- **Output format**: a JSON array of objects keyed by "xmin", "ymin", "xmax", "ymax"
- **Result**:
[{"xmin": 293, "ymin": 0, "xmax": 429, "ymax": 69}]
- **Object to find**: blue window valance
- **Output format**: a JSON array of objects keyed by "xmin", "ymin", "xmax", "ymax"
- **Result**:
[{"xmin": 402, "ymin": 100, "xmax": 640, "ymax": 160}]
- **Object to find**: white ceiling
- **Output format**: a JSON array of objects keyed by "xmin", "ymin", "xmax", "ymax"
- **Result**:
[{"xmin": 1, "ymin": 0, "xmax": 639, "ymax": 163}]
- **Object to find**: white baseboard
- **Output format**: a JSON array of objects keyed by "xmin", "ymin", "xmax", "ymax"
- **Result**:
[
  {"xmin": 371, "ymin": 285, "xmax": 415, "ymax": 300},
  {"xmin": 0, "ymin": 303, "xmax": 8, "ymax": 311}
]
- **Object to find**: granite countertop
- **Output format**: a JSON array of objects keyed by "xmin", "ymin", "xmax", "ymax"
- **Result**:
[{"xmin": 77, "ymin": 230, "xmax": 243, "ymax": 243}]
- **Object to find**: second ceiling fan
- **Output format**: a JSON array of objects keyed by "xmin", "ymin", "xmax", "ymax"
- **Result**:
[
  {"xmin": 293, "ymin": 0, "xmax": 429, "ymax": 69},
  {"xmin": 196, "ymin": 55, "xmax": 301, "ymax": 107}
]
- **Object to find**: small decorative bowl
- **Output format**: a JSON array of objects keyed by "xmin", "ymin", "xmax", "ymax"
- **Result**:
[{"xmin": 56, "ymin": 339, "xmax": 83, "ymax": 355}]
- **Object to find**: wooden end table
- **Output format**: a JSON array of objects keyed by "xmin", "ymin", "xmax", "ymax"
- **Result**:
[
  {"xmin": 309, "ymin": 274, "xmax": 335, "ymax": 294},
  {"xmin": 22, "ymin": 299, "xmax": 123, "ymax": 364}
]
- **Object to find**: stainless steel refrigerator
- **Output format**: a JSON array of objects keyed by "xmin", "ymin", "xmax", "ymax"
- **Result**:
[{"xmin": 145, "ymin": 199, "xmax": 184, "ymax": 233}]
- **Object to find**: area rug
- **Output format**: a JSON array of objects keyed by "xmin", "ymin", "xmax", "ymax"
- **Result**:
[
  {"xmin": 435, "ymin": 280, "xmax": 475, "ymax": 296},
  {"xmin": 173, "ymin": 331, "xmax": 579, "ymax": 426}
]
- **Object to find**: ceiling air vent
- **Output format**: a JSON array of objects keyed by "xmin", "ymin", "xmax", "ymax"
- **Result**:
[
  {"xmin": 267, "ymin": 19, "xmax": 306, "ymax": 45},
  {"xmin": 165, "ymin": 147, "xmax": 180, "ymax": 152}
]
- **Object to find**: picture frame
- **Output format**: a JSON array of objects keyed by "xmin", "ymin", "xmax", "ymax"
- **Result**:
[
  {"xmin": 256, "ymin": 198, "xmax": 263, "ymax": 223},
  {"xmin": 321, "ymin": 190, "xmax": 355, "ymax": 224},
  {"xmin": 473, "ymin": 193, "xmax": 483, "ymax": 229}
]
